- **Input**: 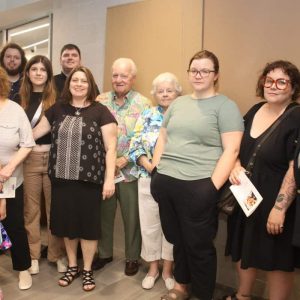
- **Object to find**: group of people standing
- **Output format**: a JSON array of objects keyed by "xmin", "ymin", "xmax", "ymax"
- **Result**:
[{"xmin": 0, "ymin": 41, "xmax": 300, "ymax": 300}]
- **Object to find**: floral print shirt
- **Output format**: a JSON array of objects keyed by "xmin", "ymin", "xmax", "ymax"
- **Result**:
[
  {"xmin": 129, "ymin": 106, "xmax": 164, "ymax": 178},
  {"xmin": 97, "ymin": 90, "xmax": 151, "ymax": 181}
]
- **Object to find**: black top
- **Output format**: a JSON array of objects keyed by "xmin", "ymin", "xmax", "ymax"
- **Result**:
[
  {"xmin": 226, "ymin": 102, "xmax": 300, "ymax": 271},
  {"xmin": 25, "ymin": 92, "xmax": 51, "ymax": 145},
  {"xmin": 9, "ymin": 76, "xmax": 22, "ymax": 104},
  {"xmin": 54, "ymin": 72, "xmax": 100, "ymax": 99},
  {"xmin": 45, "ymin": 102, "xmax": 117, "ymax": 184}
]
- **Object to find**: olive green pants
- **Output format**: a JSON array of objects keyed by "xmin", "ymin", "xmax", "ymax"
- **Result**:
[{"xmin": 98, "ymin": 180, "xmax": 141, "ymax": 260}]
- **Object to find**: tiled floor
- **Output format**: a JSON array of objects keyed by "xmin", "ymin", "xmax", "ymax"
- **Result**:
[{"xmin": 0, "ymin": 208, "xmax": 264, "ymax": 300}]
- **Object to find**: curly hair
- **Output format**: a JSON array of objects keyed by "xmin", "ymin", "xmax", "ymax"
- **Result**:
[{"xmin": 256, "ymin": 60, "xmax": 300, "ymax": 101}]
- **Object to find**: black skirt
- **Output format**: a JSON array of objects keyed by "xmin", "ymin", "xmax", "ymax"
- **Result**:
[{"xmin": 50, "ymin": 178, "xmax": 102, "ymax": 240}]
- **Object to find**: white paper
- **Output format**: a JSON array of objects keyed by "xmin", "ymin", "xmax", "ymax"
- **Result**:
[
  {"xmin": 114, "ymin": 170, "xmax": 125, "ymax": 183},
  {"xmin": 229, "ymin": 171, "xmax": 263, "ymax": 217},
  {"xmin": 0, "ymin": 177, "xmax": 16, "ymax": 198}
]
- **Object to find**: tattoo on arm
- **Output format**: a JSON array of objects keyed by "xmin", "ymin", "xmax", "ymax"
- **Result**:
[
  {"xmin": 274, "ymin": 163, "xmax": 296, "ymax": 211},
  {"xmin": 276, "ymin": 194, "xmax": 284, "ymax": 203}
]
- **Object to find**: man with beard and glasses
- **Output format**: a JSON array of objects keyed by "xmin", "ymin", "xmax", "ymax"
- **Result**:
[{"xmin": 0, "ymin": 43, "xmax": 27, "ymax": 104}]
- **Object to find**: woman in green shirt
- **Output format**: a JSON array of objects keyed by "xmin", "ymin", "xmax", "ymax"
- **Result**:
[{"xmin": 151, "ymin": 50, "xmax": 244, "ymax": 300}]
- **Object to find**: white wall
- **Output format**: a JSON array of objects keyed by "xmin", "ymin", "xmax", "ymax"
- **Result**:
[{"xmin": 52, "ymin": 0, "xmax": 140, "ymax": 91}]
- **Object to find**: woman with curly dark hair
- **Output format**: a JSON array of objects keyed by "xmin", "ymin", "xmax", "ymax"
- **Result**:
[{"xmin": 225, "ymin": 60, "xmax": 300, "ymax": 300}]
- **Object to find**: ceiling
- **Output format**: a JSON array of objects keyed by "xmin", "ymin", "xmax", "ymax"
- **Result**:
[{"xmin": 0, "ymin": 0, "xmax": 52, "ymax": 31}]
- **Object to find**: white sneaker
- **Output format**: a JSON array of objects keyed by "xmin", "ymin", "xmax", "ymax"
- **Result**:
[
  {"xmin": 56, "ymin": 257, "xmax": 68, "ymax": 273},
  {"xmin": 163, "ymin": 275, "xmax": 175, "ymax": 290},
  {"xmin": 19, "ymin": 270, "xmax": 32, "ymax": 290},
  {"xmin": 29, "ymin": 259, "xmax": 39, "ymax": 275},
  {"xmin": 141, "ymin": 273, "xmax": 159, "ymax": 289}
]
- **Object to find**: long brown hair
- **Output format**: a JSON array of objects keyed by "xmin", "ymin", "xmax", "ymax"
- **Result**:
[{"xmin": 20, "ymin": 55, "xmax": 56, "ymax": 111}]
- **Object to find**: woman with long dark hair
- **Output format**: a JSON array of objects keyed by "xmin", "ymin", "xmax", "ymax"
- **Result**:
[{"xmin": 20, "ymin": 55, "xmax": 66, "ymax": 275}]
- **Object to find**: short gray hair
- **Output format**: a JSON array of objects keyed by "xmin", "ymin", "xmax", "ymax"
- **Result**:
[
  {"xmin": 151, "ymin": 72, "xmax": 182, "ymax": 95},
  {"xmin": 112, "ymin": 58, "xmax": 137, "ymax": 76}
]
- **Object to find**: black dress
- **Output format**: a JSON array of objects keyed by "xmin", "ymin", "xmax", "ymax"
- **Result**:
[
  {"xmin": 292, "ymin": 131, "xmax": 300, "ymax": 247},
  {"xmin": 45, "ymin": 102, "xmax": 116, "ymax": 240},
  {"xmin": 226, "ymin": 102, "xmax": 300, "ymax": 272}
]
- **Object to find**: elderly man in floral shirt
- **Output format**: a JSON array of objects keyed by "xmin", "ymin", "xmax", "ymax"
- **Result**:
[{"xmin": 93, "ymin": 58, "xmax": 151, "ymax": 276}]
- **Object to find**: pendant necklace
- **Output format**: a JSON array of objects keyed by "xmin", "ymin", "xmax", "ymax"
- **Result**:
[{"xmin": 74, "ymin": 100, "xmax": 86, "ymax": 116}]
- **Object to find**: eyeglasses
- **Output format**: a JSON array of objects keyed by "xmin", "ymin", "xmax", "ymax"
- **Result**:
[
  {"xmin": 187, "ymin": 68, "xmax": 215, "ymax": 78},
  {"xmin": 263, "ymin": 77, "xmax": 290, "ymax": 90}
]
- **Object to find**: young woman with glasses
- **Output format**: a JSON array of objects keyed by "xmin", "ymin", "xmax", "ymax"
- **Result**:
[
  {"xmin": 225, "ymin": 60, "xmax": 300, "ymax": 300},
  {"xmin": 151, "ymin": 50, "xmax": 244, "ymax": 300}
]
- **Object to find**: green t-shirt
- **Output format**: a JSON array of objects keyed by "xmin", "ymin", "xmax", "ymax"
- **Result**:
[{"xmin": 157, "ymin": 94, "xmax": 244, "ymax": 180}]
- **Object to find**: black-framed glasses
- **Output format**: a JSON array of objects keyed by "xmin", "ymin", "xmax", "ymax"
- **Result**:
[
  {"xmin": 263, "ymin": 77, "xmax": 291, "ymax": 90},
  {"xmin": 187, "ymin": 68, "xmax": 215, "ymax": 78}
]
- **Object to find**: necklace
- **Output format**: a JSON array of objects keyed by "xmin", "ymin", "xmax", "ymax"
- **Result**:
[{"xmin": 73, "ymin": 100, "xmax": 86, "ymax": 116}]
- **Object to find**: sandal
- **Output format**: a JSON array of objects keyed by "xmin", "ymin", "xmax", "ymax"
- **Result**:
[
  {"xmin": 161, "ymin": 288, "xmax": 189, "ymax": 300},
  {"xmin": 58, "ymin": 266, "xmax": 80, "ymax": 287},
  {"xmin": 82, "ymin": 269, "xmax": 95, "ymax": 292}
]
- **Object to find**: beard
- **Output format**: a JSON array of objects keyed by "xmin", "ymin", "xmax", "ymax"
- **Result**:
[{"xmin": 3, "ymin": 64, "xmax": 22, "ymax": 76}]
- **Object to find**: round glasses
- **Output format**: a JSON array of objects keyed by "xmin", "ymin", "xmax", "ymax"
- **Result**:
[
  {"xmin": 264, "ymin": 77, "xmax": 290, "ymax": 90},
  {"xmin": 187, "ymin": 68, "xmax": 215, "ymax": 78}
]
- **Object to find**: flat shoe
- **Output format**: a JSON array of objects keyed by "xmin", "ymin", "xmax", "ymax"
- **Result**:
[
  {"xmin": 29, "ymin": 259, "xmax": 39, "ymax": 275},
  {"xmin": 56, "ymin": 257, "xmax": 68, "ymax": 273},
  {"xmin": 19, "ymin": 270, "xmax": 32, "ymax": 290},
  {"xmin": 142, "ymin": 272, "xmax": 159, "ymax": 289},
  {"xmin": 162, "ymin": 276, "xmax": 175, "ymax": 290}
]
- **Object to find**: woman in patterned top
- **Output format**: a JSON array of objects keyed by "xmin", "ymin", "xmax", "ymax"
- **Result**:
[
  {"xmin": 129, "ymin": 73, "xmax": 182, "ymax": 290},
  {"xmin": 20, "ymin": 55, "xmax": 66, "ymax": 275},
  {"xmin": 33, "ymin": 66, "xmax": 117, "ymax": 292}
]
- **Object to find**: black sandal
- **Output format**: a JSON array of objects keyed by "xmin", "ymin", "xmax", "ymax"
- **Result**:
[
  {"xmin": 58, "ymin": 266, "xmax": 80, "ymax": 287},
  {"xmin": 82, "ymin": 269, "xmax": 95, "ymax": 292}
]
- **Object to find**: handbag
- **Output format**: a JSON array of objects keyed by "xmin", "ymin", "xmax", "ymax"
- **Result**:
[
  {"xmin": 218, "ymin": 104, "xmax": 299, "ymax": 215},
  {"xmin": 0, "ymin": 222, "xmax": 12, "ymax": 250}
]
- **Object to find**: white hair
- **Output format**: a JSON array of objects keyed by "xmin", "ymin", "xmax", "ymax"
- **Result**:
[
  {"xmin": 111, "ymin": 58, "xmax": 137, "ymax": 76},
  {"xmin": 151, "ymin": 72, "xmax": 182, "ymax": 95}
]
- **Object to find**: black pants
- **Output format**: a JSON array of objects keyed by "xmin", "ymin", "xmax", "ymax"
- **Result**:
[
  {"xmin": 151, "ymin": 173, "xmax": 218, "ymax": 300},
  {"xmin": 2, "ymin": 185, "xmax": 31, "ymax": 271}
]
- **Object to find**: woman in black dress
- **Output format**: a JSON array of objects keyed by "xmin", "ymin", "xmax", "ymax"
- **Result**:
[
  {"xmin": 33, "ymin": 66, "xmax": 117, "ymax": 291},
  {"xmin": 226, "ymin": 61, "xmax": 300, "ymax": 300},
  {"xmin": 293, "ymin": 133, "xmax": 300, "ymax": 248}
]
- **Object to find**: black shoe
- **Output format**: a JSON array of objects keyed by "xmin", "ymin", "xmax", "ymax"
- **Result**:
[
  {"xmin": 124, "ymin": 260, "xmax": 139, "ymax": 276},
  {"xmin": 92, "ymin": 256, "xmax": 113, "ymax": 271}
]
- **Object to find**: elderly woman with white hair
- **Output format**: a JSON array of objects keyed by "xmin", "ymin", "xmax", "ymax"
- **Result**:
[{"xmin": 129, "ymin": 72, "xmax": 182, "ymax": 290}]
